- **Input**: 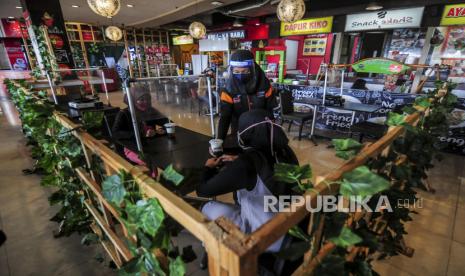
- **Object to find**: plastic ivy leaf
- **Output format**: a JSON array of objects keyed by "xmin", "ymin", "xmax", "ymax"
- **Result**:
[
  {"xmin": 332, "ymin": 138, "xmax": 363, "ymax": 160},
  {"xmin": 102, "ymin": 174, "xmax": 127, "ymax": 206},
  {"xmin": 119, "ymin": 254, "xmax": 144, "ymax": 275},
  {"xmin": 386, "ymin": 112, "xmax": 406, "ymax": 127},
  {"xmin": 162, "ymin": 164, "xmax": 184, "ymax": 186},
  {"xmin": 169, "ymin": 256, "xmax": 186, "ymax": 276},
  {"xmin": 81, "ymin": 111, "xmax": 104, "ymax": 130},
  {"xmin": 329, "ymin": 227, "xmax": 362, "ymax": 248},
  {"xmin": 143, "ymin": 248, "xmax": 165, "ymax": 276},
  {"xmin": 402, "ymin": 106, "xmax": 417, "ymax": 115},
  {"xmin": 340, "ymin": 166, "xmax": 390, "ymax": 199},
  {"xmin": 414, "ymin": 97, "xmax": 431, "ymax": 108},
  {"xmin": 126, "ymin": 199, "xmax": 165, "ymax": 237},
  {"xmin": 274, "ymin": 163, "xmax": 312, "ymax": 184},
  {"xmin": 288, "ymin": 226, "xmax": 311, "ymax": 242}
]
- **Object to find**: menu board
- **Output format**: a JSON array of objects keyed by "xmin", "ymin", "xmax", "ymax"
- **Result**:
[
  {"xmin": 429, "ymin": 26, "xmax": 465, "ymax": 84},
  {"xmin": 303, "ymin": 36, "xmax": 327, "ymax": 56},
  {"xmin": 387, "ymin": 28, "xmax": 426, "ymax": 64}
]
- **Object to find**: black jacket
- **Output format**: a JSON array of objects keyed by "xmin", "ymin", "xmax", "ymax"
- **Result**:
[
  {"xmin": 217, "ymin": 70, "xmax": 276, "ymax": 140},
  {"xmin": 197, "ymin": 147, "xmax": 298, "ymax": 198}
]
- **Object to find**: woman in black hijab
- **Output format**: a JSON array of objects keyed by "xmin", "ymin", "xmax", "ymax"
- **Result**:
[
  {"xmin": 217, "ymin": 50, "xmax": 276, "ymax": 141},
  {"xmin": 112, "ymin": 85, "xmax": 168, "ymax": 140},
  {"xmin": 197, "ymin": 110, "xmax": 298, "ymax": 252},
  {"xmin": 112, "ymin": 85, "xmax": 168, "ymax": 174}
]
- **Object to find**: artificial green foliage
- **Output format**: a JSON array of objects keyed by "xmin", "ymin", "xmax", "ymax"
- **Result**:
[
  {"xmin": 340, "ymin": 166, "xmax": 390, "ymax": 199},
  {"xmin": 161, "ymin": 165, "xmax": 185, "ymax": 186},
  {"xmin": 7, "ymin": 79, "xmax": 187, "ymax": 275},
  {"xmin": 101, "ymin": 172, "xmax": 186, "ymax": 275},
  {"xmin": 314, "ymin": 82, "xmax": 458, "ymax": 275},
  {"xmin": 102, "ymin": 174, "xmax": 127, "ymax": 205},
  {"xmin": 274, "ymin": 163, "xmax": 313, "ymax": 192},
  {"xmin": 386, "ymin": 112, "xmax": 406, "ymax": 126},
  {"xmin": 288, "ymin": 226, "xmax": 312, "ymax": 242},
  {"xmin": 32, "ymin": 25, "xmax": 61, "ymax": 81},
  {"xmin": 5, "ymin": 79, "xmax": 95, "ymax": 237},
  {"xmin": 332, "ymin": 138, "xmax": 363, "ymax": 160},
  {"xmin": 329, "ymin": 227, "xmax": 363, "ymax": 248}
]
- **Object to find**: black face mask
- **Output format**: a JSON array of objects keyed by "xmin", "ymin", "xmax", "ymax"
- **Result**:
[{"xmin": 233, "ymin": 72, "xmax": 252, "ymax": 84}]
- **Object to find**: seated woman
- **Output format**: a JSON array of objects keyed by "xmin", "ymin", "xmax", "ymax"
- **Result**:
[
  {"xmin": 112, "ymin": 86, "xmax": 168, "ymax": 170},
  {"xmin": 197, "ymin": 109, "xmax": 299, "ymax": 253}
]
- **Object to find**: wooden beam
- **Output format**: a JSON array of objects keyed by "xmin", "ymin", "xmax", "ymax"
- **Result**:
[{"xmin": 84, "ymin": 200, "xmax": 132, "ymax": 261}]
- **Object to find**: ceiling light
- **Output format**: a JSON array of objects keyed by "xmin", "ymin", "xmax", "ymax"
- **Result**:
[
  {"xmin": 233, "ymin": 18, "xmax": 244, "ymax": 27},
  {"xmin": 105, "ymin": 26, "xmax": 123, "ymax": 41},
  {"xmin": 72, "ymin": 5, "xmax": 80, "ymax": 8},
  {"xmin": 366, "ymin": 1, "xmax": 383, "ymax": 11},
  {"xmin": 189, "ymin": 22, "xmax": 206, "ymax": 39},
  {"xmin": 211, "ymin": 1, "xmax": 223, "ymax": 6},
  {"xmin": 87, "ymin": 0, "xmax": 121, "ymax": 18},
  {"xmin": 277, "ymin": 0, "xmax": 306, "ymax": 23},
  {"xmin": 127, "ymin": 4, "xmax": 134, "ymax": 7},
  {"xmin": 15, "ymin": 6, "xmax": 22, "ymax": 9},
  {"xmin": 255, "ymin": 23, "xmax": 260, "ymax": 26}
]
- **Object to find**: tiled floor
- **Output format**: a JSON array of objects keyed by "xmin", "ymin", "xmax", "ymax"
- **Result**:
[
  {"xmin": 0, "ymin": 73, "xmax": 115, "ymax": 276},
  {"xmin": 0, "ymin": 75, "xmax": 464, "ymax": 275}
]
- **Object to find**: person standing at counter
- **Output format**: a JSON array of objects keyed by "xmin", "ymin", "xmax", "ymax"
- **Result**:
[{"xmin": 217, "ymin": 50, "xmax": 276, "ymax": 140}]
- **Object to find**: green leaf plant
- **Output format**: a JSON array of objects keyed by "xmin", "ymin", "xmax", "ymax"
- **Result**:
[
  {"xmin": 6, "ymin": 79, "xmax": 190, "ymax": 275},
  {"xmin": 313, "ymin": 81, "xmax": 458, "ymax": 275},
  {"xmin": 102, "ymin": 171, "xmax": 186, "ymax": 275}
]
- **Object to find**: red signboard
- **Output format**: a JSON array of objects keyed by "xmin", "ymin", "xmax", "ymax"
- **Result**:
[{"xmin": 3, "ymin": 38, "xmax": 28, "ymax": 70}]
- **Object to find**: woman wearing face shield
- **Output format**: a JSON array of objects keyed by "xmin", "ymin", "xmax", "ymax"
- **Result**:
[
  {"xmin": 197, "ymin": 110, "xmax": 298, "ymax": 256},
  {"xmin": 217, "ymin": 50, "xmax": 276, "ymax": 141}
]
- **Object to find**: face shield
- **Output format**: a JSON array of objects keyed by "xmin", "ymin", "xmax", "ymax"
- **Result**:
[{"xmin": 230, "ymin": 59, "xmax": 254, "ymax": 84}]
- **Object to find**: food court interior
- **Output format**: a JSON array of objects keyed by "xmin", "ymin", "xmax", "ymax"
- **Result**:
[{"xmin": 1, "ymin": 0, "xmax": 465, "ymax": 275}]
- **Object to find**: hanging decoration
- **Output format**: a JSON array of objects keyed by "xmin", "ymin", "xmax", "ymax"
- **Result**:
[
  {"xmin": 189, "ymin": 21, "xmax": 206, "ymax": 39},
  {"xmin": 277, "ymin": 0, "xmax": 306, "ymax": 23},
  {"xmin": 105, "ymin": 25, "xmax": 123, "ymax": 41},
  {"xmin": 87, "ymin": 0, "xmax": 121, "ymax": 18}
]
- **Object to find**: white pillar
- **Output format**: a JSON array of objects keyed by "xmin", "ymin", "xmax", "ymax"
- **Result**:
[
  {"xmin": 331, "ymin": 33, "xmax": 343, "ymax": 65},
  {"xmin": 411, "ymin": 27, "xmax": 436, "ymax": 93}
]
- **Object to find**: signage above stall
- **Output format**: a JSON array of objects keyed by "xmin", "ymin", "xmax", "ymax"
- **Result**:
[
  {"xmin": 345, "ymin": 7, "xmax": 424, "ymax": 32},
  {"xmin": 352, "ymin": 58, "xmax": 411, "ymax": 75},
  {"xmin": 280, "ymin": 16, "xmax": 333, "ymax": 36},
  {"xmin": 207, "ymin": 30, "xmax": 246, "ymax": 40},
  {"xmin": 173, "ymin": 35, "xmax": 194, "ymax": 45},
  {"xmin": 441, "ymin": 4, "xmax": 465, "ymax": 26}
]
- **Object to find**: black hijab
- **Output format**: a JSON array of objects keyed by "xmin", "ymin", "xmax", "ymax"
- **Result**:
[
  {"xmin": 237, "ymin": 110, "xmax": 298, "ymax": 196},
  {"xmin": 124, "ymin": 85, "xmax": 163, "ymax": 121},
  {"xmin": 238, "ymin": 110, "xmax": 298, "ymax": 165},
  {"xmin": 226, "ymin": 50, "xmax": 271, "ymax": 96}
]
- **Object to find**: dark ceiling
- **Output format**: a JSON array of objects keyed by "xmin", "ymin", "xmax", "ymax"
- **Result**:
[{"xmin": 162, "ymin": 0, "xmax": 465, "ymax": 31}]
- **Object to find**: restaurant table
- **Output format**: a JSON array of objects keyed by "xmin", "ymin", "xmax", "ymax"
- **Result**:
[
  {"xmin": 116, "ymin": 126, "xmax": 214, "ymax": 196},
  {"xmin": 300, "ymin": 98, "xmax": 382, "ymax": 140}
]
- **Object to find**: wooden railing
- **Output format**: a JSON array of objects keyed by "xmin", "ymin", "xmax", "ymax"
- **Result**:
[{"xmin": 10, "ymin": 79, "xmax": 441, "ymax": 275}]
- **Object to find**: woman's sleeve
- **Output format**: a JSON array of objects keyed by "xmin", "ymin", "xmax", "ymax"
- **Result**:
[
  {"xmin": 112, "ymin": 110, "xmax": 135, "ymax": 140},
  {"xmin": 197, "ymin": 156, "xmax": 256, "ymax": 198}
]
